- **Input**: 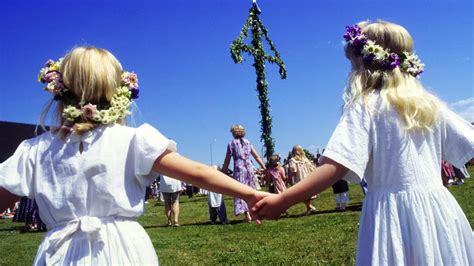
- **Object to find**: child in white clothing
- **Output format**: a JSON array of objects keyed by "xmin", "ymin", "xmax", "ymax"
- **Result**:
[
  {"xmin": 208, "ymin": 165, "xmax": 228, "ymax": 224},
  {"xmin": 331, "ymin": 179, "xmax": 349, "ymax": 211},
  {"xmin": 0, "ymin": 47, "xmax": 268, "ymax": 265},
  {"xmin": 253, "ymin": 21, "xmax": 474, "ymax": 265}
]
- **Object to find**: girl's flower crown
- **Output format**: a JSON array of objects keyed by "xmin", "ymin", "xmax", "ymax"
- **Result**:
[
  {"xmin": 344, "ymin": 25, "xmax": 424, "ymax": 77},
  {"xmin": 38, "ymin": 58, "xmax": 139, "ymax": 125}
]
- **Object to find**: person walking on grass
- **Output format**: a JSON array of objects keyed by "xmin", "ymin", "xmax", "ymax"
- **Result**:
[
  {"xmin": 253, "ymin": 21, "xmax": 474, "ymax": 265},
  {"xmin": 265, "ymin": 154, "xmax": 287, "ymax": 195},
  {"xmin": 288, "ymin": 145, "xmax": 317, "ymax": 215},
  {"xmin": 222, "ymin": 124, "xmax": 266, "ymax": 222},
  {"xmin": 160, "ymin": 174, "xmax": 183, "ymax": 227}
]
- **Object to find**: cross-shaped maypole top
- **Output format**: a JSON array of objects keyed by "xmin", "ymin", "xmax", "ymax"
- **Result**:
[
  {"xmin": 230, "ymin": 2, "xmax": 286, "ymax": 80},
  {"xmin": 252, "ymin": 0, "xmax": 262, "ymax": 14},
  {"xmin": 230, "ymin": 0, "xmax": 286, "ymax": 160}
]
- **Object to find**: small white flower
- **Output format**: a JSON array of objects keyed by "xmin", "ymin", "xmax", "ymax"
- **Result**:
[{"xmin": 62, "ymin": 106, "xmax": 82, "ymax": 121}]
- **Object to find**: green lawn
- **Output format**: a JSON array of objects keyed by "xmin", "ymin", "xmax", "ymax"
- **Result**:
[{"xmin": 1, "ymin": 167, "xmax": 473, "ymax": 265}]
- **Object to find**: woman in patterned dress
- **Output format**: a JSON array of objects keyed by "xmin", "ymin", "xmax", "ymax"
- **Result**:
[{"xmin": 222, "ymin": 125, "xmax": 266, "ymax": 222}]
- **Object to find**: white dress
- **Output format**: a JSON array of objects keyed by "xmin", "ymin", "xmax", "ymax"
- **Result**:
[
  {"xmin": 208, "ymin": 191, "xmax": 223, "ymax": 208},
  {"xmin": 159, "ymin": 175, "xmax": 182, "ymax": 193},
  {"xmin": 0, "ymin": 123, "xmax": 176, "ymax": 265},
  {"xmin": 324, "ymin": 93, "xmax": 474, "ymax": 265}
]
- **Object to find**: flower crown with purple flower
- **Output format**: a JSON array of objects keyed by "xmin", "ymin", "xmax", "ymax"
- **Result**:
[
  {"xmin": 344, "ymin": 25, "xmax": 424, "ymax": 77},
  {"xmin": 38, "ymin": 58, "xmax": 139, "ymax": 125}
]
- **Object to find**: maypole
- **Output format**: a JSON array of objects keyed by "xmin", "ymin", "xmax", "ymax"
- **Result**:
[{"xmin": 230, "ymin": 0, "xmax": 286, "ymax": 160}]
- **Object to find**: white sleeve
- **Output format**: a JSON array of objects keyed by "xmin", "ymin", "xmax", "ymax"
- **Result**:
[
  {"xmin": 323, "ymin": 102, "xmax": 372, "ymax": 183},
  {"xmin": 132, "ymin": 124, "xmax": 177, "ymax": 186},
  {"xmin": 0, "ymin": 139, "xmax": 37, "ymax": 198},
  {"xmin": 440, "ymin": 106, "xmax": 474, "ymax": 168}
]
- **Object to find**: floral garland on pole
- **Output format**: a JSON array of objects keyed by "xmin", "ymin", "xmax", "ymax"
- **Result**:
[{"xmin": 230, "ymin": 2, "xmax": 286, "ymax": 160}]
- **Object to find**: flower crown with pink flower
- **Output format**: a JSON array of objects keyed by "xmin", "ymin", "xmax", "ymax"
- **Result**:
[
  {"xmin": 38, "ymin": 58, "xmax": 139, "ymax": 125},
  {"xmin": 344, "ymin": 25, "xmax": 424, "ymax": 77}
]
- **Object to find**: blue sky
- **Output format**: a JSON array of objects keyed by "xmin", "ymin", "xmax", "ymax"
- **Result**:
[{"xmin": 1, "ymin": 0, "xmax": 472, "ymax": 166}]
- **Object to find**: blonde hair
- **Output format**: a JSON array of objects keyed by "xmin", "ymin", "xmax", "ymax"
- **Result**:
[
  {"xmin": 230, "ymin": 124, "xmax": 245, "ymax": 139},
  {"xmin": 344, "ymin": 20, "xmax": 439, "ymax": 130},
  {"xmin": 41, "ymin": 46, "xmax": 123, "ymax": 138},
  {"xmin": 291, "ymin": 145, "xmax": 308, "ymax": 161}
]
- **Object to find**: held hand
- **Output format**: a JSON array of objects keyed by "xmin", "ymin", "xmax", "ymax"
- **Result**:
[
  {"xmin": 245, "ymin": 191, "xmax": 271, "ymax": 224},
  {"xmin": 251, "ymin": 193, "xmax": 287, "ymax": 220}
]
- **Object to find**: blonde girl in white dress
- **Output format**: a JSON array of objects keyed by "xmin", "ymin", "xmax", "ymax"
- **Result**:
[
  {"xmin": 0, "ymin": 47, "xmax": 267, "ymax": 265},
  {"xmin": 288, "ymin": 145, "xmax": 317, "ymax": 215},
  {"xmin": 253, "ymin": 21, "xmax": 474, "ymax": 265}
]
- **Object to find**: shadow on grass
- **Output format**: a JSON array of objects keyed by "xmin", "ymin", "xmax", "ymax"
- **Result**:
[
  {"xmin": 152, "ymin": 196, "xmax": 208, "ymax": 207},
  {"xmin": 0, "ymin": 225, "xmax": 46, "ymax": 234},
  {"xmin": 0, "ymin": 225, "xmax": 24, "ymax": 232},
  {"xmin": 143, "ymin": 219, "xmax": 248, "ymax": 229},
  {"xmin": 286, "ymin": 202, "xmax": 363, "ymax": 218}
]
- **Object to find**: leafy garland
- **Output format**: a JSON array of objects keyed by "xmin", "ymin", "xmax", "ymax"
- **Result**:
[{"xmin": 230, "ymin": 6, "xmax": 286, "ymax": 160}]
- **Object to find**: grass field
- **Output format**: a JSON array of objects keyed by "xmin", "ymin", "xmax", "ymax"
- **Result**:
[{"xmin": 1, "ymin": 167, "xmax": 473, "ymax": 265}]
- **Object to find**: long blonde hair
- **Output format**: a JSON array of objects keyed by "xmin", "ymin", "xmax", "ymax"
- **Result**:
[
  {"xmin": 344, "ymin": 20, "xmax": 440, "ymax": 130},
  {"xmin": 40, "ymin": 46, "xmax": 123, "ymax": 138},
  {"xmin": 291, "ymin": 145, "xmax": 308, "ymax": 162}
]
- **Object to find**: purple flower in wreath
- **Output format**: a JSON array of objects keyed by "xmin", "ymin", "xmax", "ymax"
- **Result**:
[
  {"xmin": 363, "ymin": 53, "xmax": 376, "ymax": 64},
  {"xmin": 130, "ymin": 88, "xmax": 139, "ymax": 99},
  {"xmin": 352, "ymin": 36, "xmax": 367, "ymax": 49},
  {"xmin": 343, "ymin": 25, "xmax": 362, "ymax": 42},
  {"xmin": 384, "ymin": 53, "xmax": 401, "ymax": 70},
  {"xmin": 44, "ymin": 71, "xmax": 61, "ymax": 83},
  {"xmin": 344, "ymin": 25, "xmax": 367, "ymax": 51},
  {"xmin": 81, "ymin": 103, "xmax": 98, "ymax": 120},
  {"xmin": 121, "ymin": 72, "xmax": 138, "ymax": 88}
]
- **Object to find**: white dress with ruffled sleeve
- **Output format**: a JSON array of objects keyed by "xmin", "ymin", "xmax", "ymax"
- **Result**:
[
  {"xmin": 0, "ymin": 123, "xmax": 175, "ymax": 265},
  {"xmin": 324, "ymin": 93, "xmax": 474, "ymax": 265}
]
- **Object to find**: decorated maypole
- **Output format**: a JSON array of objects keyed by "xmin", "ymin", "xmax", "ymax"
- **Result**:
[{"xmin": 230, "ymin": 0, "xmax": 286, "ymax": 160}]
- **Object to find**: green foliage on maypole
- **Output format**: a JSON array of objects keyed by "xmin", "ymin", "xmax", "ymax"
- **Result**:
[{"xmin": 230, "ymin": 3, "xmax": 286, "ymax": 160}]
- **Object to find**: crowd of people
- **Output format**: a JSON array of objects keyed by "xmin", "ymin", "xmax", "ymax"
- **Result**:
[
  {"xmin": 4, "ymin": 138, "xmax": 469, "ymax": 229},
  {"xmin": 1, "ymin": 197, "xmax": 47, "ymax": 232}
]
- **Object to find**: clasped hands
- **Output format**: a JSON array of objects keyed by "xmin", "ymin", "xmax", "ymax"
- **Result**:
[{"xmin": 245, "ymin": 191, "xmax": 289, "ymax": 224}]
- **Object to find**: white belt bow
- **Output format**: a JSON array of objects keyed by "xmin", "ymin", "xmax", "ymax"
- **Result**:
[{"xmin": 46, "ymin": 216, "xmax": 105, "ymax": 265}]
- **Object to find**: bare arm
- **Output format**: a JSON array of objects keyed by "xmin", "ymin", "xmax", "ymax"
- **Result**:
[
  {"xmin": 279, "ymin": 166, "xmax": 287, "ymax": 181},
  {"xmin": 287, "ymin": 160, "xmax": 296, "ymax": 181},
  {"xmin": 253, "ymin": 157, "xmax": 349, "ymax": 219},
  {"xmin": 0, "ymin": 187, "xmax": 20, "ymax": 212},
  {"xmin": 221, "ymin": 147, "xmax": 231, "ymax": 174},
  {"xmin": 251, "ymin": 148, "xmax": 266, "ymax": 170},
  {"xmin": 153, "ymin": 150, "xmax": 268, "ymax": 222}
]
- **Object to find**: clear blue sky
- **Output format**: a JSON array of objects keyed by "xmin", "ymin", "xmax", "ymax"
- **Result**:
[{"xmin": 1, "ymin": 0, "xmax": 472, "ymax": 166}]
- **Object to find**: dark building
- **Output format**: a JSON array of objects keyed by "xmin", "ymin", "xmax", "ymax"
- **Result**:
[{"xmin": 0, "ymin": 121, "xmax": 48, "ymax": 163}]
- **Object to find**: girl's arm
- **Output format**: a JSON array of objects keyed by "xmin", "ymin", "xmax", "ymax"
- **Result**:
[
  {"xmin": 221, "ymin": 147, "xmax": 231, "ymax": 174},
  {"xmin": 251, "ymin": 148, "xmax": 266, "ymax": 170},
  {"xmin": 287, "ymin": 160, "xmax": 296, "ymax": 181},
  {"xmin": 253, "ymin": 157, "xmax": 348, "ymax": 219},
  {"xmin": 264, "ymin": 170, "xmax": 271, "ymax": 182},
  {"xmin": 279, "ymin": 166, "xmax": 287, "ymax": 181},
  {"xmin": 0, "ymin": 188, "xmax": 20, "ymax": 212},
  {"xmin": 153, "ymin": 150, "xmax": 268, "ymax": 222}
]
